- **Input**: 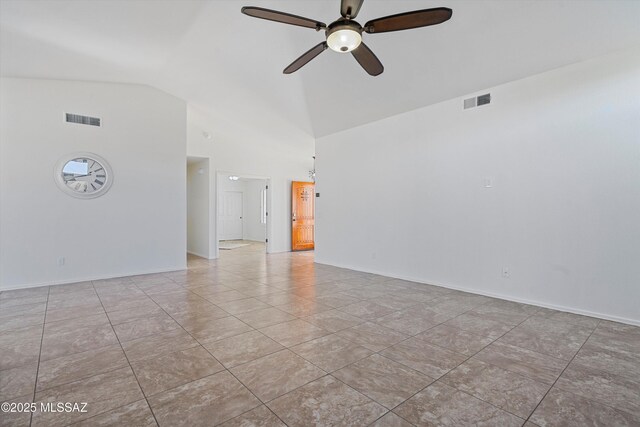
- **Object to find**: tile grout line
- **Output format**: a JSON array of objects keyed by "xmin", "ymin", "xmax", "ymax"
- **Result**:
[
  {"xmin": 296, "ymin": 279, "xmax": 496, "ymax": 425},
  {"xmin": 10, "ymin": 250, "xmax": 625, "ymax": 426},
  {"xmin": 159, "ymin": 268, "xmax": 392, "ymax": 425},
  {"xmin": 92, "ymin": 280, "xmax": 161, "ymax": 427},
  {"xmin": 29, "ymin": 285, "xmax": 50, "ymax": 427},
  {"xmin": 325, "ymin": 373, "xmax": 400, "ymax": 425},
  {"xmin": 368, "ymin": 303, "xmax": 542, "ymax": 423},
  {"xmin": 159, "ymin": 273, "xmax": 296, "ymax": 427},
  {"xmin": 138, "ymin": 276, "xmax": 287, "ymax": 426},
  {"xmin": 0, "ymin": 301, "xmax": 48, "ymax": 335},
  {"xmin": 435, "ymin": 308, "xmax": 600, "ymax": 422},
  {"xmin": 18, "ymin": 278, "xmax": 401, "ymax": 424},
  {"xmin": 187, "ymin": 281, "xmax": 523, "ymax": 423},
  {"xmin": 212, "ymin": 293, "xmax": 525, "ymax": 424},
  {"xmin": 420, "ymin": 307, "xmax": 546, "ymax": 419},
  {"xmin": 368, "ymin": 412, "xmax": 416, "ymax": 427},
  {"xmin": 523, "ymin": 319, "xmax": 601, "ymax": 424},
  {"xmin": 36, "ymin": 363, "xmax": 129, "ymax": 396}
]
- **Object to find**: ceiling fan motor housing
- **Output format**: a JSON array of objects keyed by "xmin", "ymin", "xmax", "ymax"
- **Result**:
[{"xmin": 326, "ymin": 20, "xmax": 363, "ymax": 53}]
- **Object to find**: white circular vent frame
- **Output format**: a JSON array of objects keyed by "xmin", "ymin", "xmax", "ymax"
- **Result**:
[{"xmin": 54, "ymin": 152, "xmax": 113, "ymax": 199}]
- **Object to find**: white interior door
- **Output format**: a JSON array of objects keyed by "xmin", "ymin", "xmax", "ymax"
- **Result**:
[{"xmin": 220, "ymin": 191, "xmax": 243, "ymax": 240}]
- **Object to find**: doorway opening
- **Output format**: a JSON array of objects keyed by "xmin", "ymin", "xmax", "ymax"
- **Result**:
[
  {"xmin": 292, "ymin": 181, "xmax": 315, "ymax": 251},
  {"xmin": 187, "ymin": 157, "xmax": 211, "ymax": 259},
  {"xmin": 216, "ymin": 172, "xmax": 270, "ymax": 257}
]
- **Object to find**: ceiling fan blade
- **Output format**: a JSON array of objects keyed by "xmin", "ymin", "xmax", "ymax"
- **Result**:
[
  {"xmin": 341, "ymin": 0, "xmax": 364, "ymax": 19},
  {"xmin": 283, "ymin": 42, "xmax": 328, "ymax": 74},
  {"xmin": 351, "ymin": 42, "xmax": 383, "ymax": 76},
  {"xmin": 364, "ymin": 7, "xmax": 452, "ymax": 33},
  {"xmin": 241, "ymin": 6, "xmax": 326, "ymax": 30}
]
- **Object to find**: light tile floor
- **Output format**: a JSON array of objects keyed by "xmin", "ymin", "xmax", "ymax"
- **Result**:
[{"xmin": 1, "ymin": 242, "xmax": 639, "ymax": 426}]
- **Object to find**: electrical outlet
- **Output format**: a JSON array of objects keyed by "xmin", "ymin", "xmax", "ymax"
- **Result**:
[
  {"xmin": 58, "ymin": 257, "xmax": 65, "ymax": 266},
  {"xmin": 501, "ymin": 267, "xmax": 510, "ymax": 278}
]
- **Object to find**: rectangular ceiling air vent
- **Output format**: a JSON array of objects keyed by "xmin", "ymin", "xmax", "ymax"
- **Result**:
[
  {"xmin": 464, "ymin": 93, "xmax": 491, "ymax": 110},
  {"xmin": 477, "ymin": 93, "xmax": 491, "ymax": 106},
  {"xmin": 463, "ymin": 97, "xmax": 476, "ymax": 109},
  {"xmin": 65, "ymin": 113, "xmax": 101, "ymax": 127}
]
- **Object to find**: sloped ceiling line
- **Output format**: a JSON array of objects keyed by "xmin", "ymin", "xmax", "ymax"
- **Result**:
[{"xmin": 2, "ymin": 0, "xmax": 640, "ymax": 139}]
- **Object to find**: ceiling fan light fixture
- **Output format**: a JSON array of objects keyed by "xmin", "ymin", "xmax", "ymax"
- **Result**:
[
  {"xmin": 327, "ymin": 28, "xmax": 362, "ymax": 53},
  {"xmin": 242, "ymin": 3, "xmax": 453, "ymax": 75}
]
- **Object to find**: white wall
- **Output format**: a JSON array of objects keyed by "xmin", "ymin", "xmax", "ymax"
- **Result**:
[
  {"xmin": 315, "ymin": 48, "xmax": 640, "ymax": 325},
  {"xmin": 218, "ymin": 177, "xmax": 245, "ymax": 193},
  {"xmin": 0, "ymin": 78, "xmax": 187, "ymax": 290},
  {"xmin": 244, "ymin": 179, "xmax": 267, "ymax": 242},
  {"xmin": 187, "ymin": 159, "xmax": 209, "ymax": 257},
  {"xmin": 187, "ymin": 105, "xmax": 314, "ymax": 255}
]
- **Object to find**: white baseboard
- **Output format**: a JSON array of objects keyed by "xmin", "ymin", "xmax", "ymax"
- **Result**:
[
  {"xmin": 267, "ymin": 248, "xmax": 290, "ymax": 254},
  {"xmin": 187, "ymin": 250, "xmax": 213, "ymax": 259},
  {"xmin": 0, "ymin": 264, "xmax": 187, "ymax": 292},
  {"xmin": 314, "ymin": 258, "xmax": 640, "ymax": 327}
]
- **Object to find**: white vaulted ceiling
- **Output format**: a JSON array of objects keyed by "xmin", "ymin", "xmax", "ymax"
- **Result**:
[{"xmin": 2, "ymin": 0, "xmax": 640, "ymax": 138}]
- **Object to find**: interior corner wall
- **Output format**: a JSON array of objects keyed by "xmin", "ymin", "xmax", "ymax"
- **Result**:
[
  {"xmin": 187, "ymin": 105, "xmax": 314, "ymax": 255},
  {"xmin": 187, "ymin": 159, "xmax": 210, "ymax": 258},
  {"xmin": 0, "ymin": 78, "xmax": 187, "ymax": 290},
  {"xmin": 315, "ymin": 48, "xmax": 640, "ymax": 325}
]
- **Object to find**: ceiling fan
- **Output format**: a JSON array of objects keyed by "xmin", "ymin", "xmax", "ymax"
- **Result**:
[{"xmin": 241, "ymin": 0, "xmax": 452, "ymax": 76}]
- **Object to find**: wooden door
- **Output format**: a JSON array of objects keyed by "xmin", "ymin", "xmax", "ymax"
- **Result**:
[
  {"xmin": 291, "ymin": 181, "xmax": 315, "ymax": 251},
  {"xmin": 220, "ymin": 191, "xmax": 243, "ymax": 240}
]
